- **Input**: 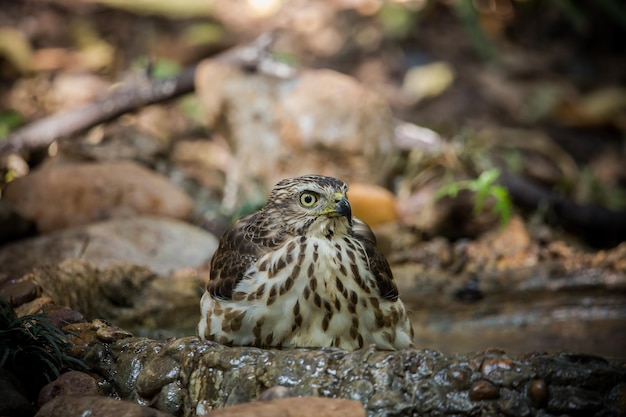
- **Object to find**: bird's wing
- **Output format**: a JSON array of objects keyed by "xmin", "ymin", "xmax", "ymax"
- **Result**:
[
  {"xmin": 351, "ymin": 218, "xmax": 399, "ymax": 302},
  {"xmin": 206, "ymin": 213, "xmax": 267, "ymax": 300}
]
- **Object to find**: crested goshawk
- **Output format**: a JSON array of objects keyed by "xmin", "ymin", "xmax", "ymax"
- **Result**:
[{"xmin": 198, "ymin": 175, "xmax": 414, "ymax": 350}]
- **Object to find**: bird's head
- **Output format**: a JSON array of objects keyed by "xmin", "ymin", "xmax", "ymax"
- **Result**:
[{"xmin": 263, "ymin": 175, "xmax": 352, "ymax": 237}]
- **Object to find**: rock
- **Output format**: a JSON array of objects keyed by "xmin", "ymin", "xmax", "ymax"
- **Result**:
[
  {"xmin": 23, "ymin": 260, "xmax": 202, "ymax": 335},
  {"xmin": 136, "ymin": 355, "xmax": 181, "ymax": 398},
  {"xmin": 68, "ymin": 328, "xmax": 626, "ymax": 417},
  {"xmin": 527, "ymin": 379, "xmax": 548, "ymax": 409},
  {"xmin": 258, "ymin": 386, "xmax": 295, "ymax": 401},
  {"xmin": 195, "ymin": 62, "xmax": 394, "ymax": 208},
  {"xmin": 34, "ymin": 395, "xmax": 173, "ymax": 417},
  {"xmin": 38, "ymin": 371, "xmax": 102, "ymax": 406},
  {"xmin": 0, "ymin": 216, "xmax": 218, "ymax": 277},
  {"xmin": 201, "ymin": 397, "xmax": 366, "ymax": 417},
  {"xmin": 0, "ymin": 279, "xmax": 39, "ymax": 307},
  {"xmin": 2, "ymin": 160, "xmax": 193, "ymax": 233},
  {"xmin": 469, "ymin": 380, "xmax": 499, "ymax": 401},
  {"xmin": 14, "ymin": 295, "xmax": 54, "ymax": 317},
  {"xmin": 65, "ymin": 319, "xmax": 133, "ymax": 358},
  {"xmin": 44, "ymin": 306, "xmax": 85, "ymax": 328},
  {"xmin": 347, "ymin": 183, "xmax": 397, "ymax": 227}
]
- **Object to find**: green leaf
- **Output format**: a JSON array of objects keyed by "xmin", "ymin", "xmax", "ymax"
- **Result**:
[
  {"xmin": 0, "ymin": 110, "xmax": 23, "ymax": 139},
  {"xmin": 491, "ymin": 186, "xmax": 513, "ymax": 225},
  {"xmin": 477, "ymin": 168, "xmax": 500, "ymax": 188},
  {"xmin": 435, "ymin": 182, "xmax": 461, "ymax": 199}
]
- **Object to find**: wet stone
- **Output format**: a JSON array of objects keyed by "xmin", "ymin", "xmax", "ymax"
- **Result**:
[
  {"xmin": 38, "ymin": 371, "xmax": 101, "ymax": 407},
  {"xmin": 136, "ymin": 355, "xmax": 181, "ymax": 398},
  {"xmin": 447, "ymin": 366, "xmax": 472, "ymax": 390},
  {"xmin": 558, "ymin": 352, "xmax": 609, "ymax": 365},
  {"xmin": 95, "ymin": 324, "xmax": 133, "ymax": 342},
  {"xmin": 1, "ymin": 280, "xmax": 38, "ymax": 307},
  {"xmin": 531, "ymin": 354, "xmax": 618, "ymax": 388},
  {"xmin": 433, "ymin": 366, "xmax": 471, "ymax": 390},
  {"xmin": 469, "ymin": 379, "xmax": 499, "ymax": 401},
  {"xmin": 481, "ymin": 357, "xmax": 513, "ymax": 375},
  {"xmin": 112, "ymin": 338, "xmax": 167, "ymax": 398},
  {"xmin": 45, "ymin": 307, "xmax": 85, "ymax": 328},
  {"xmin": 416, "ymin": 380, "xmax": 446, "ymax": 412},
  {"xmin": 369, "ymin": 390, "xmax": 408, "ymax": 411},
  {"xmin": 153, "ymin": 381, "xmax": 184, "ymax": 415},
  {"xmin": 445, "ymin": 391, "xmax": 474, "ymax": 414},
  {"xmin": 547, "ymin": 386, "xmax": 603, "ymax": 415},
  {"xmin": 499, "ymin": 388, "xmax": 531, "ymax": 417},
  {"xmin": 479, "ymin": 356, "xmax": 530, "ymax": 386},
  {"xmin": 69, "ymin": 330, "xmax": 626, "ymax": 417},
  {"xmin": 527, "ymin": 379, "xmax": 548, "ymax": 409},
  {"xmin": 258, "ymin": 386, "xmax": 295, "ymax": 401},
  {"xmin": 339, "ymin": 379, "xmax": 373, "ymax": 404}
]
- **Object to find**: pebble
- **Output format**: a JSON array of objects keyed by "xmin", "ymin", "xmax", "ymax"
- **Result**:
[
  {"xmin": 480, "ymin": 357, "xmax": 513, "ymax": 375},
  {"xmin": 0, "ymin": 280, "xmax": 39, "ymax": 307},
  {"xmin": 14, "ymin": 295, "xmax": 54, "ymax": 316},
  {"xmin": 153, "ymin": 381, "xmax": 184, "ymax": 415},
  {"xmin": 527, "ymin": 379, "xmax": 548, "ymax": 408},
  {"xmin": 469, "ymin": 380, "xmax": 499, "ymax": 401},
  {"xmin": 38, "ymin": 371, "xmax": 101, "ymax": 407},
  {"xmin": 446, "ymin": 366, "xmax": 471, "ymax": 390},
  {"xmin": 95, "ymin": 323, "xmax": 133, "ymax": 342},
  {"xmin": 45, "ymin": 307, "xmax": 85, "ymax": 328},
  {"xmin": 499, "ymin": 388, "xmax": 531, "ymax": 417},
  {"xmin": 546, "ymin": 386, "xmax": 602, "ymax": 415},
  {"xmin": 136, "ymin": 355, "xmax": 181, "ymax": 398}
]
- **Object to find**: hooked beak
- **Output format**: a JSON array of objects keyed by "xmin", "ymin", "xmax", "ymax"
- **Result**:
[{"xmin": 333, "ymin": 195, "xmax": 352, "ymax": 224}]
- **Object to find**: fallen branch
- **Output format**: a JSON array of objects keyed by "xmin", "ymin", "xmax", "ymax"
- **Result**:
[
  {"xmin": 500, "ymin": 170, "xmax": 626, "ymax": 247},
  {"xmin": 0, "ymin": 32, "xmax": 279, "ymax": 156}
]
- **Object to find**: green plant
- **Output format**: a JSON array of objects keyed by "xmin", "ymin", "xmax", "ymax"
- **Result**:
[
  {"xmin": 0, "ymin": 297, "xmax": 86, "ymax": 400},
  {"xmin": 0, "ymin": 110, "xmax": 23, "ymax": 139},
  {"xmin": 436, "ymin": 168, "xmax": 513, "ymax": 226}
]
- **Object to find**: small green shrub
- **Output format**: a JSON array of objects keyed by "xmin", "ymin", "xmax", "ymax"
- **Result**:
[{"xmin": 436, "ymin": 168, "xmax": 513, "ymax": 226}]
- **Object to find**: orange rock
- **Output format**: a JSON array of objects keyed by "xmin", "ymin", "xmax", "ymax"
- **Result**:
[
  {"xmin": 202, "ymin": 397, "xmax": 366, "ymax": 417},
  {"xmin": 3, "ymin": 161, "xmax": 193, "ymax": 233},
  {"xmin": 34, "ymin": 395, "xmax": 172, "ymax": 417},
  {"xmin": 348, "ymin": 183, "xmax": 397, "ymax": 227}
]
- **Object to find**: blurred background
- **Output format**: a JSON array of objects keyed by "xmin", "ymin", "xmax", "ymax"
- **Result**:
[{"xmin": 0, "ymin": 0, "xmax": 625, "ymax": 359}]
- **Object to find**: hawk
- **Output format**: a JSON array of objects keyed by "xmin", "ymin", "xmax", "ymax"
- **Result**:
[{"xmin": 198, "ymin": 175, "xmax": 414, "ymax": 350}]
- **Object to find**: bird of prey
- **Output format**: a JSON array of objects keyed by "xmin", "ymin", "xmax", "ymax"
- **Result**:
[{"xmin": 198, "ymin": 175, "xmax": 414, "ymax": 350}]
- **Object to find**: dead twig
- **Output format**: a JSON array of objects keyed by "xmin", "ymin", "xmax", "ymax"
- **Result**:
[
  {"xmin": 0, "ymin": 32, "xmax": 279, "ymax": 156},
  {"xmin": 500, "ymin": 170, "xmax": 626, "ymax": 247}
]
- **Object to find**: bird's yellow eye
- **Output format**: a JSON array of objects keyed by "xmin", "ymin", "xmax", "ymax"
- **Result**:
[{"xmin": 299, "ymin": 192, "xmax": 319, "ymax": 207}]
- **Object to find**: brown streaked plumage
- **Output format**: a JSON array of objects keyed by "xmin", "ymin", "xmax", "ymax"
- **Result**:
[{"xmin": 198, "ymin": 175, "xmax": 414, "ymax": 350}]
